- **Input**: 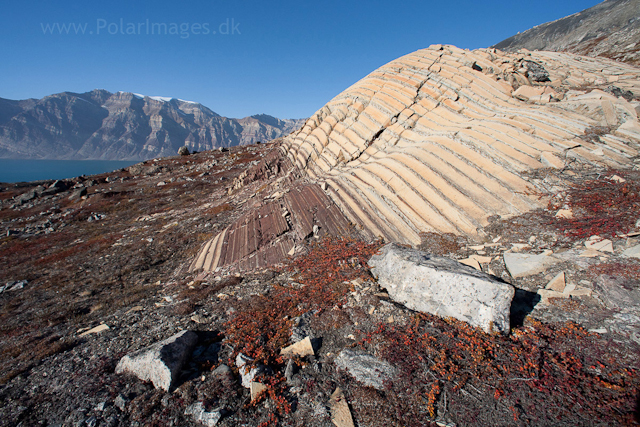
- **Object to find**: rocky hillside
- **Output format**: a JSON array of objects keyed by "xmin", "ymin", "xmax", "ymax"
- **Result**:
[
  {"xmin": 0, "ymin": 90, "xmax": 305, "ymax": 160},
  {"xmin": 492, "ymin": 0, "xmax": 640, "ymax": 65},
  {"xmin": 1, "ymin": 45, "xmax": 640, "ymax": 427}
]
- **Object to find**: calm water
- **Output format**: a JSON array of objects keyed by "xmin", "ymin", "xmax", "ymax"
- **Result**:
[{"xmin": 0, "ymin": 159, "xmax": 139, "ymax": 183}]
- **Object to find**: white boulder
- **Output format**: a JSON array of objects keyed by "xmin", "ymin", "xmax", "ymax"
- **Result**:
[{"xmin": 369, "ymin": 244, "xmax": 514, "ymax": 333}]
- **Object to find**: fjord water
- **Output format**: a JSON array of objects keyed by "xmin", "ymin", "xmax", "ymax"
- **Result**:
[{"xmin": 0, "ymin": 159, "xmax": 138, "ymax": 183}]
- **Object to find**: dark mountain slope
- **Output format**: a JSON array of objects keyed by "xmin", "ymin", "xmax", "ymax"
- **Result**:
[{"xmin": 493, "ymin": 0, "xmax": 640, "ymax": 65}]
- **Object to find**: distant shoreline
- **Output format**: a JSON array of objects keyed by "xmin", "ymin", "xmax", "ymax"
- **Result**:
[{"xmin": 0, "ymin": 159, "xmax": 138, "ymax": 183}]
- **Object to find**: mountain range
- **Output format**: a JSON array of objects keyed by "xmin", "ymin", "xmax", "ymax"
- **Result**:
[{"xmin": 0, "ymin": 89, "xmax": 305, "ymax": 160}]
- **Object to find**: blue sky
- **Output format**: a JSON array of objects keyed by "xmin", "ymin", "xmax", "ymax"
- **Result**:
[{"xmin": 0, "ymin": 0, "xmax": 601, "ymax": 119}]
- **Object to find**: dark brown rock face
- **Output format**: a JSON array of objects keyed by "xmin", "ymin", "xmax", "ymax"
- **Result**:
[{"xmin": 190, "ymin": 183, "xmax": 353, "ymax": 272}]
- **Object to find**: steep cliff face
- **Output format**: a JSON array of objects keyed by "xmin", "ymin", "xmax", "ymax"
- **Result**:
[
  {"xmin": 0, "ymin": 90, "xmax": 305, "ymax": 160},
  {"xmin": 493, "ymin": 0, "xmax": 640, "ymax": 66}
]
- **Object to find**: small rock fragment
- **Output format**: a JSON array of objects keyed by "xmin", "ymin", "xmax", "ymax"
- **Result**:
[
  {"xmin": 458, "ymin": 257, "xmax": 481, "ymax": 270},
  {"xmin": 80, "ymin": 324, "xmax": 110, "ymax": 337},
  {"xmin": 622, "ymin": 244, "xmax": 640, "ymax": 259},
  {"xmin": 545, "ymin": 272, "xmax": 566, "ymax": 293},
  {"xmin": 584, "ymin": 237, "xmax": 614, "ymax": 253},
  {"xmin": 114, "ymin": 394, "xmax": 128, "ymax": 411},
  {"xmin": 503, "ymin": 252, "xmax": 561, "ymax": 278},
  {"xmin": 470, "ymin": 254, "xmax": 493, "ymax": 264},
  {"xmin": 250, "ymin": 381, "xmax": 268, "ymax": 402},
  {"xmin": 330, "ymin": 387, "xmax": 355, "ymax": 427},
  {"xmin": 579, "ymin": 249, "xmax": 602, "ymax": 258},
  {"xmin": 236, "ymin": 353, "xmax": 267, "ymax": 388},
  {"xmin": 555, "ymin": 209, "xmax": 573, "ymax": 219},
  {"xmin": 280, "ymin": 336, "xmax": 315, "ymax": 357}
]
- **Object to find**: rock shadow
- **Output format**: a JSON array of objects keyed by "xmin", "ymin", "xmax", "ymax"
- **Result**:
[
  {"xmin": 175, "ymin": 330, "xmax": 223, "ymax": 387},
  {"xmin": 510, "ymin": 289, "xmax": 541, "ymax": 328}
]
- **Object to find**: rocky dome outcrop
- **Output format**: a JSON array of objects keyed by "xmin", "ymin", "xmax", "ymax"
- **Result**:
[
  {"xmin": 281, "ymin": 45, "xmax": 640, "ymax": 245},
  {"xmin": 192, "ymin": 44, "xmax": 640, "ymax": 272}
]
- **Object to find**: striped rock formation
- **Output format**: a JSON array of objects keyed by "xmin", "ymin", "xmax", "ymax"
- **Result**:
[
  {"xmin": 282, "ymin": 44, "xmax": 640, "ymax": 246},
  {"xmin": 192, "ymin": 44, "xmax": 640, "ymax": 272}
]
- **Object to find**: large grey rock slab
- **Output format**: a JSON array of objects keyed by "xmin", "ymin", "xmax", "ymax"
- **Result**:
[
  {"xmin": 594, "ymin": 275, "xmax": 640, "ymax": 310},
  {"xmin": 503, "ymin": 252, "xmax": 561, "ymax": 278},
  {"xmin": 369, "ymin": 243, "xmax": 514, "ymax": 333},
  {"xmin": 334, "ymin": 349, "xmax": 396, "ymax": 390},
  {"xmin": 115, "ymin": 330, "xmax": 198, "ymax": 391}
]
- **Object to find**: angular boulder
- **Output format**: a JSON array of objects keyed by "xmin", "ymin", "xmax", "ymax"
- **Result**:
[
  {"xmin": 369, "ymin": 244, "xmax": 514, "ymax": 333},
  {"xmin": 115, "ymin": 330, "xmax": 198, "ymax": 391}
]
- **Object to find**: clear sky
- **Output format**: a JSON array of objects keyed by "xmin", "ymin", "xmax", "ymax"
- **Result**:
[{"xmin": 0, "ymin": 0, "xmax": 601, "ymax": 119}]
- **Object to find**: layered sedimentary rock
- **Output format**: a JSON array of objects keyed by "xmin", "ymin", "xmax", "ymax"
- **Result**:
[
  {"xmin": 192, "ymin": 45, "xmax": 640, "ymax": 272},
  {"xmin": 189, "ymin": 183, "xmax": 351, "ymax": 272},
  {"xmin": 281, "ymin": 45, "xmax": 640, "ymax": 246}
]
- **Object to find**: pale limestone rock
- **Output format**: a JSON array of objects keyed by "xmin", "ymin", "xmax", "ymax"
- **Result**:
[
  {"xmin": 250, "ymin": 381, "xmax": 268, "ymax": 402},
  {"xmin": 623, "ymin": 244, "xmax": 640, "ymax": 259},
  {"xmin": 235, "ymin": 353, "xmax": 267, "ymax": 388},
  {"xmin": 116, "ymin": 330, "xmax": 198, "ymax": 391},
  {"xmin": 538, "ymin": 289, "xmax": 568, "ymax": 303},
  {"xmin": 185, "ymin": 402, "xmax": 221, "ymax": 427},
  {"xmin": 459, "ymin": 257, "xmax": 481, "ymax": 270},
  {"xmin": 545, "ymin": 272, "xmax": 566, "ymax": 292},
  {"xmin": 584, "ymin": 237, "xmax": 614, "ymax": 253},
  {"xmin": 503, "ymin": 252, "xmax": 561, "ymax": 278},
  {"xmin": 579, "ymin": 249, "xmax": 603, "ymax": 258},
  {"xmin": 280, "ymin": 336, "xmax": 314, "ymax": 357},
  {"xmin": 555, "ymin": 209, "xmax": 573, "ymax": 219},
  {"xmin": 470, "ymin": 254, "xmax": 493, "ymax": 264},
  {"xmin": 79, "ymin": 324, "xmax": 109, "ymax": 337},
  {"xmin": 369, "ymin": 244, "xmax": 514, "ymax": 333},
  {"xmin": 330, "ymin": 387, "xmax": 355, "ymax": 427}
]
